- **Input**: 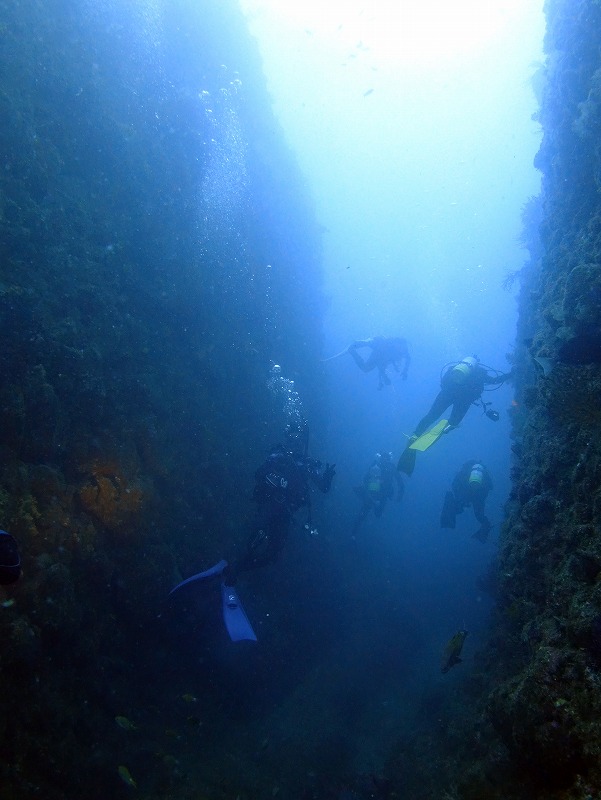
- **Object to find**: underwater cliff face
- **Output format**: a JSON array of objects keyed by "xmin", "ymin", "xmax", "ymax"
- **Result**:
[
  {"xmin": 378, "ymin": 3, "xmax": 601, "ymax": 799},
  {"xmin": 0, "ymin": 1, "xmax": 326, "ymax": 796},
  {"xmin": 452, "ymin": 1, "xmax": 601, "ymax": 798}
]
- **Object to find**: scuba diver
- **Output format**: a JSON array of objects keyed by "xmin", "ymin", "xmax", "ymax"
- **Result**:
[
  {"xmin": 441, "ymin": 461, "xmax": 493, "ymax": 542},
  {"xmin": 222, "ymin": 432, "xmax": 335, "ymax": 585},
  {"xmin": 398, "ymin": 356, "xmax": 512, "ymax": 474},
  {"xmin": 170, "ymin": 424, "xmax": 335, "ymax": 641},
  {"xmin": 0, "ymin": 530, "xmax": 21, "ymax": 585},
  {"xmin": 346, "ymin": 336, "xmax": 411, "ymax": 389},
  {"xmin": 352, "ymin": 451, "xmax": 403, "ymax": 537}
]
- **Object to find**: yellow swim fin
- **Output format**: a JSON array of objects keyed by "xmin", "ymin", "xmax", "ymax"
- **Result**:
[{"xmin": 409, "ymin": 420, "xmax": 449, "ymax": 452}]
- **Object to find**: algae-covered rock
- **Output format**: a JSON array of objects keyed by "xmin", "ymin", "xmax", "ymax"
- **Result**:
[
  {"xmin": 0, "ymin": 0, "xmax": 328, "ymax": 796},
  {"xmin": 558, "ymin": 264, "xmax": 601, "ymax": 362}
]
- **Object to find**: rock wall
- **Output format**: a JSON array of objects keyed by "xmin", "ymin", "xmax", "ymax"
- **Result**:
[
  {"xmin": 461, "ymin": 1, "xmax": 601, "ymax": 797},
  {"xmin": 0, "ymin": 1, "xmax": 326, "ymax": 796},
  {"xmin": 385, "ymin": 3, "xmax": 601, "ymax": 798}
]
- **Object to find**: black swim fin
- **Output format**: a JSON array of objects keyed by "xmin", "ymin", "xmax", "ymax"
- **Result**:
[
  {"xmin": 397, "ymin": 445, "xmax": 417, "ymax": 476},
  {"xmin": 440, "ymin": 491, "xmax": 457, "ymax": 528}
]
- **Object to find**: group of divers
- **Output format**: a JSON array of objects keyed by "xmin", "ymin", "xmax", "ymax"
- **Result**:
[
  {"xmin": 170, "ymin": 335, "xmax": 513, "ymax": 672},
  {"xmin": 0, "ymin": 336, "xmax": 512, "ymax": 673}
]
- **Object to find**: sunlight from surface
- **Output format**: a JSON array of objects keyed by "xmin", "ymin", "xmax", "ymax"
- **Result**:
[
  {"xmin": 241, "ymin": 0, "xmax": 527, "ymax": 66},
  {"xmin": 239, "ymin": 0, "xmax": 545, "ymax": 363}
]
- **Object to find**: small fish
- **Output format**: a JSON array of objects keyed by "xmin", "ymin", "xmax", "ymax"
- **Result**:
[
  {"xmin": 441, "ymin": 629, "xmax": 468, "ymax": 673},
  {"xmin": 115, "ymin": 715, "xmax": 137, "ymax": 731},
  {"xmin": 181, "ymin": 693, "xmax": 198, "ymax": 703},
  {"xmin": 363, "ymin": 88, "xmax": 374, "ymax": 97},
  {"xmin": 1, "ymin": 598, "xmax": 15, "ymax": 608},
  {"xmin": 118, "ymin": 765, "xmax": 137, "ymax": 788}
]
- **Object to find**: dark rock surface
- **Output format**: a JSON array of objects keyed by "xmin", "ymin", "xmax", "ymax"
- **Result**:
[{"xmin": 0, "ymin": 1, "xmax": 327, "ymax": 796}]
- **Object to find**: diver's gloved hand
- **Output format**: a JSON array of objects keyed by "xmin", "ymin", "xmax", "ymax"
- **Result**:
[{"xmin": 323, "ymin": 463, "xmax": 336, "ymax": 490}]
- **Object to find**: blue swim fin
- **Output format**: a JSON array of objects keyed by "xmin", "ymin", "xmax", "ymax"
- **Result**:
[
  {"xmin": 169, "ymin": 559, "xmax": 228, "ymax": 596},
  {"xmin": 221, "ymin": 582, "xmax": 258, "ymax": 642}
]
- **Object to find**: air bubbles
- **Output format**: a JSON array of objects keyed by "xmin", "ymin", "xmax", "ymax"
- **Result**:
[{"xmin": 267, "ymin": 365, "xmax": 306, "ymax": 437}]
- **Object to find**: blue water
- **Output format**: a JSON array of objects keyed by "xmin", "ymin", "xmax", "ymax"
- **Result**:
[
  {"xmin": 232, "ymin": 0, "xmax": 544, "ymax": 781},
  {"xmin": 1, "ymin": 0, "xmax": 548, "ymax": 796},
  {"xmin": 168, "ymin": 2, "xmax": 546, "ymax": 794}
]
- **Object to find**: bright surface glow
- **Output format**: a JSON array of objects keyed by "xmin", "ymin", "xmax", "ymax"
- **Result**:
[
  {"xmin": 236, "ymin": 0, "xmax": 546, "ymax": 742},
  {"xmin": 241, "ymin": 0, "xmax": 527, "ymax": 66},
  {"xmin": 239, "ymin": 0, "xmax": 544, "ymax": 353}
]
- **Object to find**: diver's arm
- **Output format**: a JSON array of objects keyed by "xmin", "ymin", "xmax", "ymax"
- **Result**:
[
  {"xmin": 484, "ymin": 369, "xmax": 513, "ymax": 386},
  {"xmin": 452, "ymin": 465, "xmax": 471, "ymax": 497},
  {"xmin": 306, "ymin": 459, "xmax": 336, "ymax": 493},
  {"xmin": 349, "ymin": 338, "xmax": 373, "ymax": 350},
  {"xmin": 451, "ymin": 476, "xmax": 463, "ymax": 496}
]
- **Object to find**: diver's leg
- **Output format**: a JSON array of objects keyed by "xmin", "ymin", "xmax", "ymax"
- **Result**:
[
  {"xmin": 399, "ymin": 391, "xmax": 450, "ymax": 474},
  {"xmin": 447, "ymin": 396, "xmax": 473, "ymax": 428},
  {"xmin": 440, "ymin": 490, "xmax": 458, "ymax": 528},
  {"xmin": 470, "ymin": 493, "xmax": 491, "ymax": 541},
  {"xmin": 472, "ymin": 496, "xmax": 490, "ymax": 527},
  {"xmin": 348, "ymin": 347, "xmax": 377, "ymax": 373},
  {"xmin": 231, "ymin": 506, "xmax": 290, "ymax": 579},
  {"xmin": 414, "ymin": 390, "xmax": 450, "ymax": 436},
  {"xmin": 378, "ymin": 367, "xmax": 391, "ymax": 389}
]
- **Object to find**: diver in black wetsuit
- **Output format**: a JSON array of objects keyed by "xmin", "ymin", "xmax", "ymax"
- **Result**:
[
  {"xmin": 398, "ymin": 356, "xmax": 512, "ymax": 475},
  {"xmin": 223, "ymin": 432, "xmax": 335, "ymax": 585},
  {"xmin": 352, "ymin": 452, "xmax": 403, "ymax": 537},
  {"xmin": 169, "ymin": 426, "xmax": 334, "ymax": 642},
  {"xmin": 441, "ymin": 461, "xmax": 493, "ymax": 542},
  {"xmin": 348, "ymin": 336, "xmax": 410, "ymax": 389},
  {"xmin": 413, "ymin": 356, "xmax": 511, "ymax": 436}
]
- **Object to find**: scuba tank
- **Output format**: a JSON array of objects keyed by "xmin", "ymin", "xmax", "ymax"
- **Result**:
[
  {"xmin": 367, "ymin": 465, "xmax": 382, "ymax": 493},
  {"xmin": 469, "ymin": 463, "xmax": 484, "ymax": 485},
  {"xmin": 449, "ymin": 355, "xmax": 478, "ymax": 385}
]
